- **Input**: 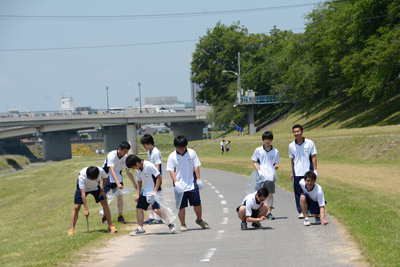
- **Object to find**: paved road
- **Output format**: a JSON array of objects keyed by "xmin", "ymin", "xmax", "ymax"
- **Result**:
[{"xmin": 117, "ymin": 168, "xmax": 360, "ymax": 267}]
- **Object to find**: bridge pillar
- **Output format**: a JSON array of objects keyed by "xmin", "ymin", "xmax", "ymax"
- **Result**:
[
  {"xmin": 247, "ymin": 105, "xmax": 255, "ymax": 135},
  {"xmin": 169, "ymin": 122, "xmax": 208, "ymax": 141},
  {"xmin": 42, "ymin": 131, "xmax": 76, "ymax": 161},
  {"xmin": 102, "ymin": 125, "xmax": 127, "ymax": 153},
  {"xmin": 126, "ymin": 124, "xmax": 138, "ymax": 154}
]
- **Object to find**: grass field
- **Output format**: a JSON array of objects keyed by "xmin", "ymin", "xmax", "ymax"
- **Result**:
[{"xmin": 1, "ymin": 105, "xmax": 399, "ymax": 266}]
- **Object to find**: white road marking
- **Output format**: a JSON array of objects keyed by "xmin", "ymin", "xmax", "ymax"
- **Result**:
[
  {"xmin": 222, "ymin": 207, "xmax": 229, "ymax": 213},
  {"xmin": 215, "ymin": 190, "xmax": 220, "ymax": 193},
  {"xmin": 221, "ymin": 217, "xmax": 228, "ymax": 224},
  {"xmin": 216, "ymin": 230, "xmax": 225, "ymax": 240},
  {"xmin": 200, "ymin": 248, "xmax": 217, "ymax": 262},
  {"xmin": 207, "ymin": 182, "xmax": 212, "ymax": 185},
  {"xmin": 203, "ymin": 180, "xmax": 207, "ymax": 182},
  {"xmin": 220, "ymin": 200, "xmax": 226, "ymax": 205},
  {"xmin": 218, "ymin": 194, "xmax": 224, "ymax": 199},
  {"xmin": 210, "ymin": 186, "xmax": 216, "ymax": 189}
]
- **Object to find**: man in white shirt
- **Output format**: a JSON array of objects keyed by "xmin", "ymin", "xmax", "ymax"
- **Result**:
[
  {"xmin": 299, "ymin": 171, "xmax": 328, "ymax": 226},
  {"xmin": 102, "ymin": 141, "xmax": 137, "ymax": 224},
  {"xmin": 236, "ymin": 187, "xmax": 269, "ymax": 230},
  {"xmin": 289, "ymin": 124, "xmax": 318, "ymax": 219},
  {"xmin": 167, "ymin": 135, "xmax": 209, "ymax": 232},
  {"xmin": 126, "ymin": 155, "xmax": 177, "ymax": 235},
  {"xmin": 220, "ymin": 139, "xmax": 225, "ymax": 155},
  {"xmin": 140, "ymin": 134, "xmax": 163, "ymax": 224},
  {"xmin": 68, "ymin": 166, "xmax": 117, "ymax": 236}
]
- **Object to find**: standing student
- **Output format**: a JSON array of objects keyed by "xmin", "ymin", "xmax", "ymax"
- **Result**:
[
  {"xmin": 126, "ymin": 155, "xmax": 177, "ymax": 235},
  {"xmin": 220, "ymin": 139, "xmax": 225, "ymax": 155},
  {"xmin": 68, "ymin": 166, "xmax": 117, "ymax": 236},
  {"xmin": 240, "ymin": 126, "xmax": 244, "ymax": 136},
  {"xmin": 167, "ymin": 135, "xmax": 209, "ymax": 232},
  {"xmin": 236, "ymin": 125, "xmax": 240, "ymax": 136},
  {"xmin": 236, "ymin": 187, "xmax": 269, "ymax": 230},
  {"xmin": 102, "ymin": 141, "xmax": 137, "ymax": 224},
  {"xmin": 299, "ymin": 171, "xmax": 328, "ymax": 226},
  {"xmin": 226, "ymin": 141, "xmax": 231, "ymax": 154},
  {"xmin": 140, "ymin": 134, "xmax": 163, "ymax": 224},
  {"xmin": 289, "ymin": 124, "xmax": 318, "ymax": 219},
  {"xmin": 251, "ymin": 131, "xmax": 280, "ymax": 220}
]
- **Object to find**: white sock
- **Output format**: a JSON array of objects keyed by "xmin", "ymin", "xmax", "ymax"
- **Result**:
[
  {"xmin": 148, "ymin": 210, "xmax": 155, "ymax": 219},
  {"xmin": 138, "ymin": 226, "xmax": 144, "ymax": 231}
]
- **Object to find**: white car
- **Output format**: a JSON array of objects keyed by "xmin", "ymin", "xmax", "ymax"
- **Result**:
[{"xmin": 155, "ymin": 107, "xmax": 176, "ymax": 113}]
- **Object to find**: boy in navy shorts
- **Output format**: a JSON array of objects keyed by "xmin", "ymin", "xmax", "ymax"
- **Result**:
[
  {"xmin": 167, "ymin": 135, "xmax": 209, "ymax": 232},
  {"xmin": 126, "ymin": 155, "xmax": 177, "ymax": 235},
  {"xmin": 237, "ymin": 187, "xmax": 269, "ymax": 230},
  {"xmin": 299, "ymin": 171, "xmax": 328, "ymax": 226},
  {"xmin": 68, "ymin": 166, "xmax": 117, "ymax": 236}
]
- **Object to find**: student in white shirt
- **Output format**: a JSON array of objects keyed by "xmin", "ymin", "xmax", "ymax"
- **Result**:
[
  {"xmin": 226, "ymin": 141, "xmax": 231, "ymax": 154},
  {"xmin": 299, "ymin": 171, "xmax": 328, "ymax": 226},
  {"xmin": 126, "ymin": 155, "xmax": 177, "ymax": 235},
  {"xmin": 167, "ymin": 135, "xmax": 209, "ymax": 232},
  {"xmin": 102, "ymin": 141, "xmax": 137, "ymax": 224},
  {"xmin": 68, "ymin": 166, "xmax": 117, "ymax": 236},
  {"xmin": 140, "ymin": 134, "xmax": 163, "ymax": 224},
  {"xmin": 236, "ymin": 187, "xmax": 269, "ymax": 230},
  {"xmin": 289, "ymin": 124, "xmax": 318, "ymax": 219},
  {"xmin": 220, "ymin": 139, "xmax": 225, "ymax": 155},
  {"xmin": 252, "ymin": 131, "xmax": 280, "ymax": 220}
]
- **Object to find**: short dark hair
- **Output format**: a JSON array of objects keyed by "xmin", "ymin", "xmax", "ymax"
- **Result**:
[
  {"xmin": 292, "ymin": 124, "xmax": 303, "ymax": 132},
  {"xmin": 125, "ymin": 154, "xmax": 142, "ymax": 168},
  {"xmin": 140, "ymin": 134, "xmax": 154, "ymax": 146},
  {"xmin": 119, "ymin": 141, "xmax": 131, "ymax": 150},
  {"xmin": 262, "ymin": 131, "xmax": 273, "ymax": 141},
  {"xmin": 304, "ymin": 171, "xmax": 317, "ymax": 180},
  {"xmin": 174, "ymin": 135, "xmax": 188, "ymax": 147},
  {"xmin": 86, "ymin": 166, "xmax": 99, "ymax": 179},
  {"xmin": 257, "ymin": 187, "xmax": 269, "ymax": 197}
]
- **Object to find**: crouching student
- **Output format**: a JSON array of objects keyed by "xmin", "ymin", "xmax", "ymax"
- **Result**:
[
  {"xmin": 68, "ymin": 166, "xmax": 117, "ymax": 236},
  {"xmin": 299, "ymin": 171, "xmax": 328, "ymax": 226},
  {"xmin": 126, "ymin": 155, "xmax": 177, "ymax": 235},
  {"xmin": 237, "ymin": 187, "xmax": 269, "ymax": 230}
]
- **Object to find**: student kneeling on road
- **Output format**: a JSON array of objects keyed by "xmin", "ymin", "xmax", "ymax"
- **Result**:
[
  {"xmin": 299, "ymin": 171, "xmax": 328, "ymax": 226},
  {"xmin": 237, "ymin": 187, "xmax": 269, "ymax": 230}
]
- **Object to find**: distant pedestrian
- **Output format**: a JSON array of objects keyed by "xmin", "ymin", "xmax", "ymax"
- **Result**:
[
  {"xmin": 236, "ymin": 125, "xmax": 240, "ymax": 136},
  {"xmin": 299, "ymin": 171, "xmax": 328, "ymax": 226},
  {"xmin": 289, "ymin": 124, "xmax": 318, "ymax": 219},
  {"xmin": 220, "ymin": 139, "xmax": 225, "ymax": 155},
  {"xmin": 240, "ymin": 126, "xmax": 244, "ymax": 136},
  {"xmin": 236, "ymin": 187, "xmax": 269, "ymax": 230},
  {"xmin": 251, "ymin": 131, "xmax": 280, "ymax": 220},
  {"xmin": 225, "ymin": 141, "xmax": 231, "ymax": 154}
]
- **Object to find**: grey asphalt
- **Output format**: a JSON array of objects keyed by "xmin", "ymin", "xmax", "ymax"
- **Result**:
[{"xmin": 117, "ymin": 168, "xmax": 359, "ymax": 267}]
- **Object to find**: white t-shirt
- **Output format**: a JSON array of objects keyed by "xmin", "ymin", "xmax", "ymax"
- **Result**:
[
  {"xmin": 220, "ymin": 142, "xmax": 224, "ymax": 149},
  {"xmin": 166, "ymin": 148, "xmax": 201, "ymax": 192},
  {"xmin": 289, "ymin": 138, "xmax": 317, "ymax": 177},
  {"xmin": 226, "ymin": 142, "xmax": 230, "ymax": 149},
  {"xmin": 299, "ymin": 179, "xmax": 325, "ymax": 207},
  {"xmin": 252, "ymin": 145, "xmax": 280, "ymax": 181},
  {"xmin": 102, "ymin": 150, "xmax": 127, "ymax": 183},
  {"xmin": 148, "ymin": 146, "xmax": 162, "ymax": 173},
  {"xmin": 135, "ymin": 161, "xmax": 161, "ymax": 196},
  {"xmin": 77, "ymin": 167, "xmax": 108, "ymax": 192},
  {"xmin": 241, "ymin": 192, "xmax": 264, "ymax": 217}
]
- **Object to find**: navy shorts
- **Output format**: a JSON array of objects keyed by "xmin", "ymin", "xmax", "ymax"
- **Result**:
[
  {"xmin": 180, "ymin": 188, "xmax": 201, "ymax": 209},
  {"xmin": 104, "ymin": 180, "xmax": 123, "ymax": 194},
  {"xmin": 236, "ymin": 205, "xmax": 259, "ymax": 218},
  {"xmin": 136, "ymin": 194, "xmax": 160, "ymax": 210},
  {"xmin": 74, "ymin": 187, "xmax": 105, "ymax": 204},
  {"xmin": 302, "ymin": 193, "xmax": 321, "ymax": 215}
]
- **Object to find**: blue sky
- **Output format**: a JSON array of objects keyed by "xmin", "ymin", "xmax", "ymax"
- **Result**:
[{"xmin": 0, "ymin": 0, "xmax": 321, "ymax": 112}]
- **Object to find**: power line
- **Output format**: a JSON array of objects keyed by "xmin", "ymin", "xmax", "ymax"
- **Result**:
[{"xmin": 0, "ymin": 3, "xmax": 320, "ymax": 20}]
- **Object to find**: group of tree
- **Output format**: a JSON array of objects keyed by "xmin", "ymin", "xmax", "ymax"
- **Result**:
[{"xmin": 191, "ymin": 0, "xmax": 400, "ymax": 129}]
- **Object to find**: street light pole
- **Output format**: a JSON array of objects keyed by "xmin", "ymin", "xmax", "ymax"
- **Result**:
[
  {"xmin": 138, "ymin": 82, "xmax": 142, "ymax": 113},
  {"xmin": 106, "ymin": 86, "xmax": 109, "ymax": 114},
  {"xmin": 237, "ymin": 52, "xmax": 242, "ymax": 104}
]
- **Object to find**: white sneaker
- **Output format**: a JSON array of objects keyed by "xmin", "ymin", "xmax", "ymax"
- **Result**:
[
  {"xmin": 130, "ymin": 228, "xmax": 146, "ymax": 236},
  {"xmin": 168, "ymin": 223, "xmax": 177, "ymax": 234},
  {"xmin": 298, "ymin": 213, "xmax": 304, "ymax": 219},
  {"xmin": 304, "ymin": 218, "xmax": 310, "ymax": 226}
]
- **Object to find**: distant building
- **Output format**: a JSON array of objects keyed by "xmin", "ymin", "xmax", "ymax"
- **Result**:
[
  {"xmin": 144, "ymin": 96, "xmax": 177, "ymax": 105},
  {"xmin": 190, "ymin": 72, "xmax": 206, "ymax": 109},
  {"xmin": 60, "ymin": 96, "xmax": 75, "ymax": 112}
]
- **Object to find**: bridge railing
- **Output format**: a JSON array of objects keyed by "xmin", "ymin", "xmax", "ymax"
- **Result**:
[{"xmin": 240, "ymin": 95, "xmax": 289, "ymax": 105}]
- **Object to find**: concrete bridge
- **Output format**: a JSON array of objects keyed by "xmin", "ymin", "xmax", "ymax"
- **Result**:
[{"xmin": 0, "ymin": 109, "xmax": 209, "ymax": 160}]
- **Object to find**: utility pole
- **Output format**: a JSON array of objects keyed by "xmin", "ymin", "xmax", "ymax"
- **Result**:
[
  {"xmin": 238, "ymin": 52, "xmax": 242, "ymax": 104},
  {"xmin": 106, "ymin": 86, "xmax": 109, "ymax": 114},
  {"xmin": 138, "ymin": 82, "xmax": 142, "ymax": 113}
]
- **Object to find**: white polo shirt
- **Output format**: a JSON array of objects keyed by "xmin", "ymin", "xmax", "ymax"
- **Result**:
[
  {"xmin": 220, "ymin": 142, "xmax": 224, "ymax": 149},
  {"xmin": 299, "ymin": 179, "xmax": 325, "ymax": 207},
  {"xmin": 148, "ymin": 146, "xmax": 162, "ymax": 173},
  {"xmin": 166, "ymin": 148, "xmax": 201, "ymax": 192},
  {"xmin": 241, "ymin": 192, "xmax": 264, "ymax": 217},
  {"xmin": 78, "ymin": 167, "xmax": 108, "ymax": 192},
  {"xmin": 289, "ymin": 138, "xmax": 317, "ymax": 177},
  {"xmin": 135, "ymin": 161, "xmax": 161, "ymax": 196},
  {"xmin": 102, "ymin": 150, "xmax": 127, "ymax": 183},
  {"xmin": 251, "ymin": 145, "xmax": 280, "ymax": 181}
]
